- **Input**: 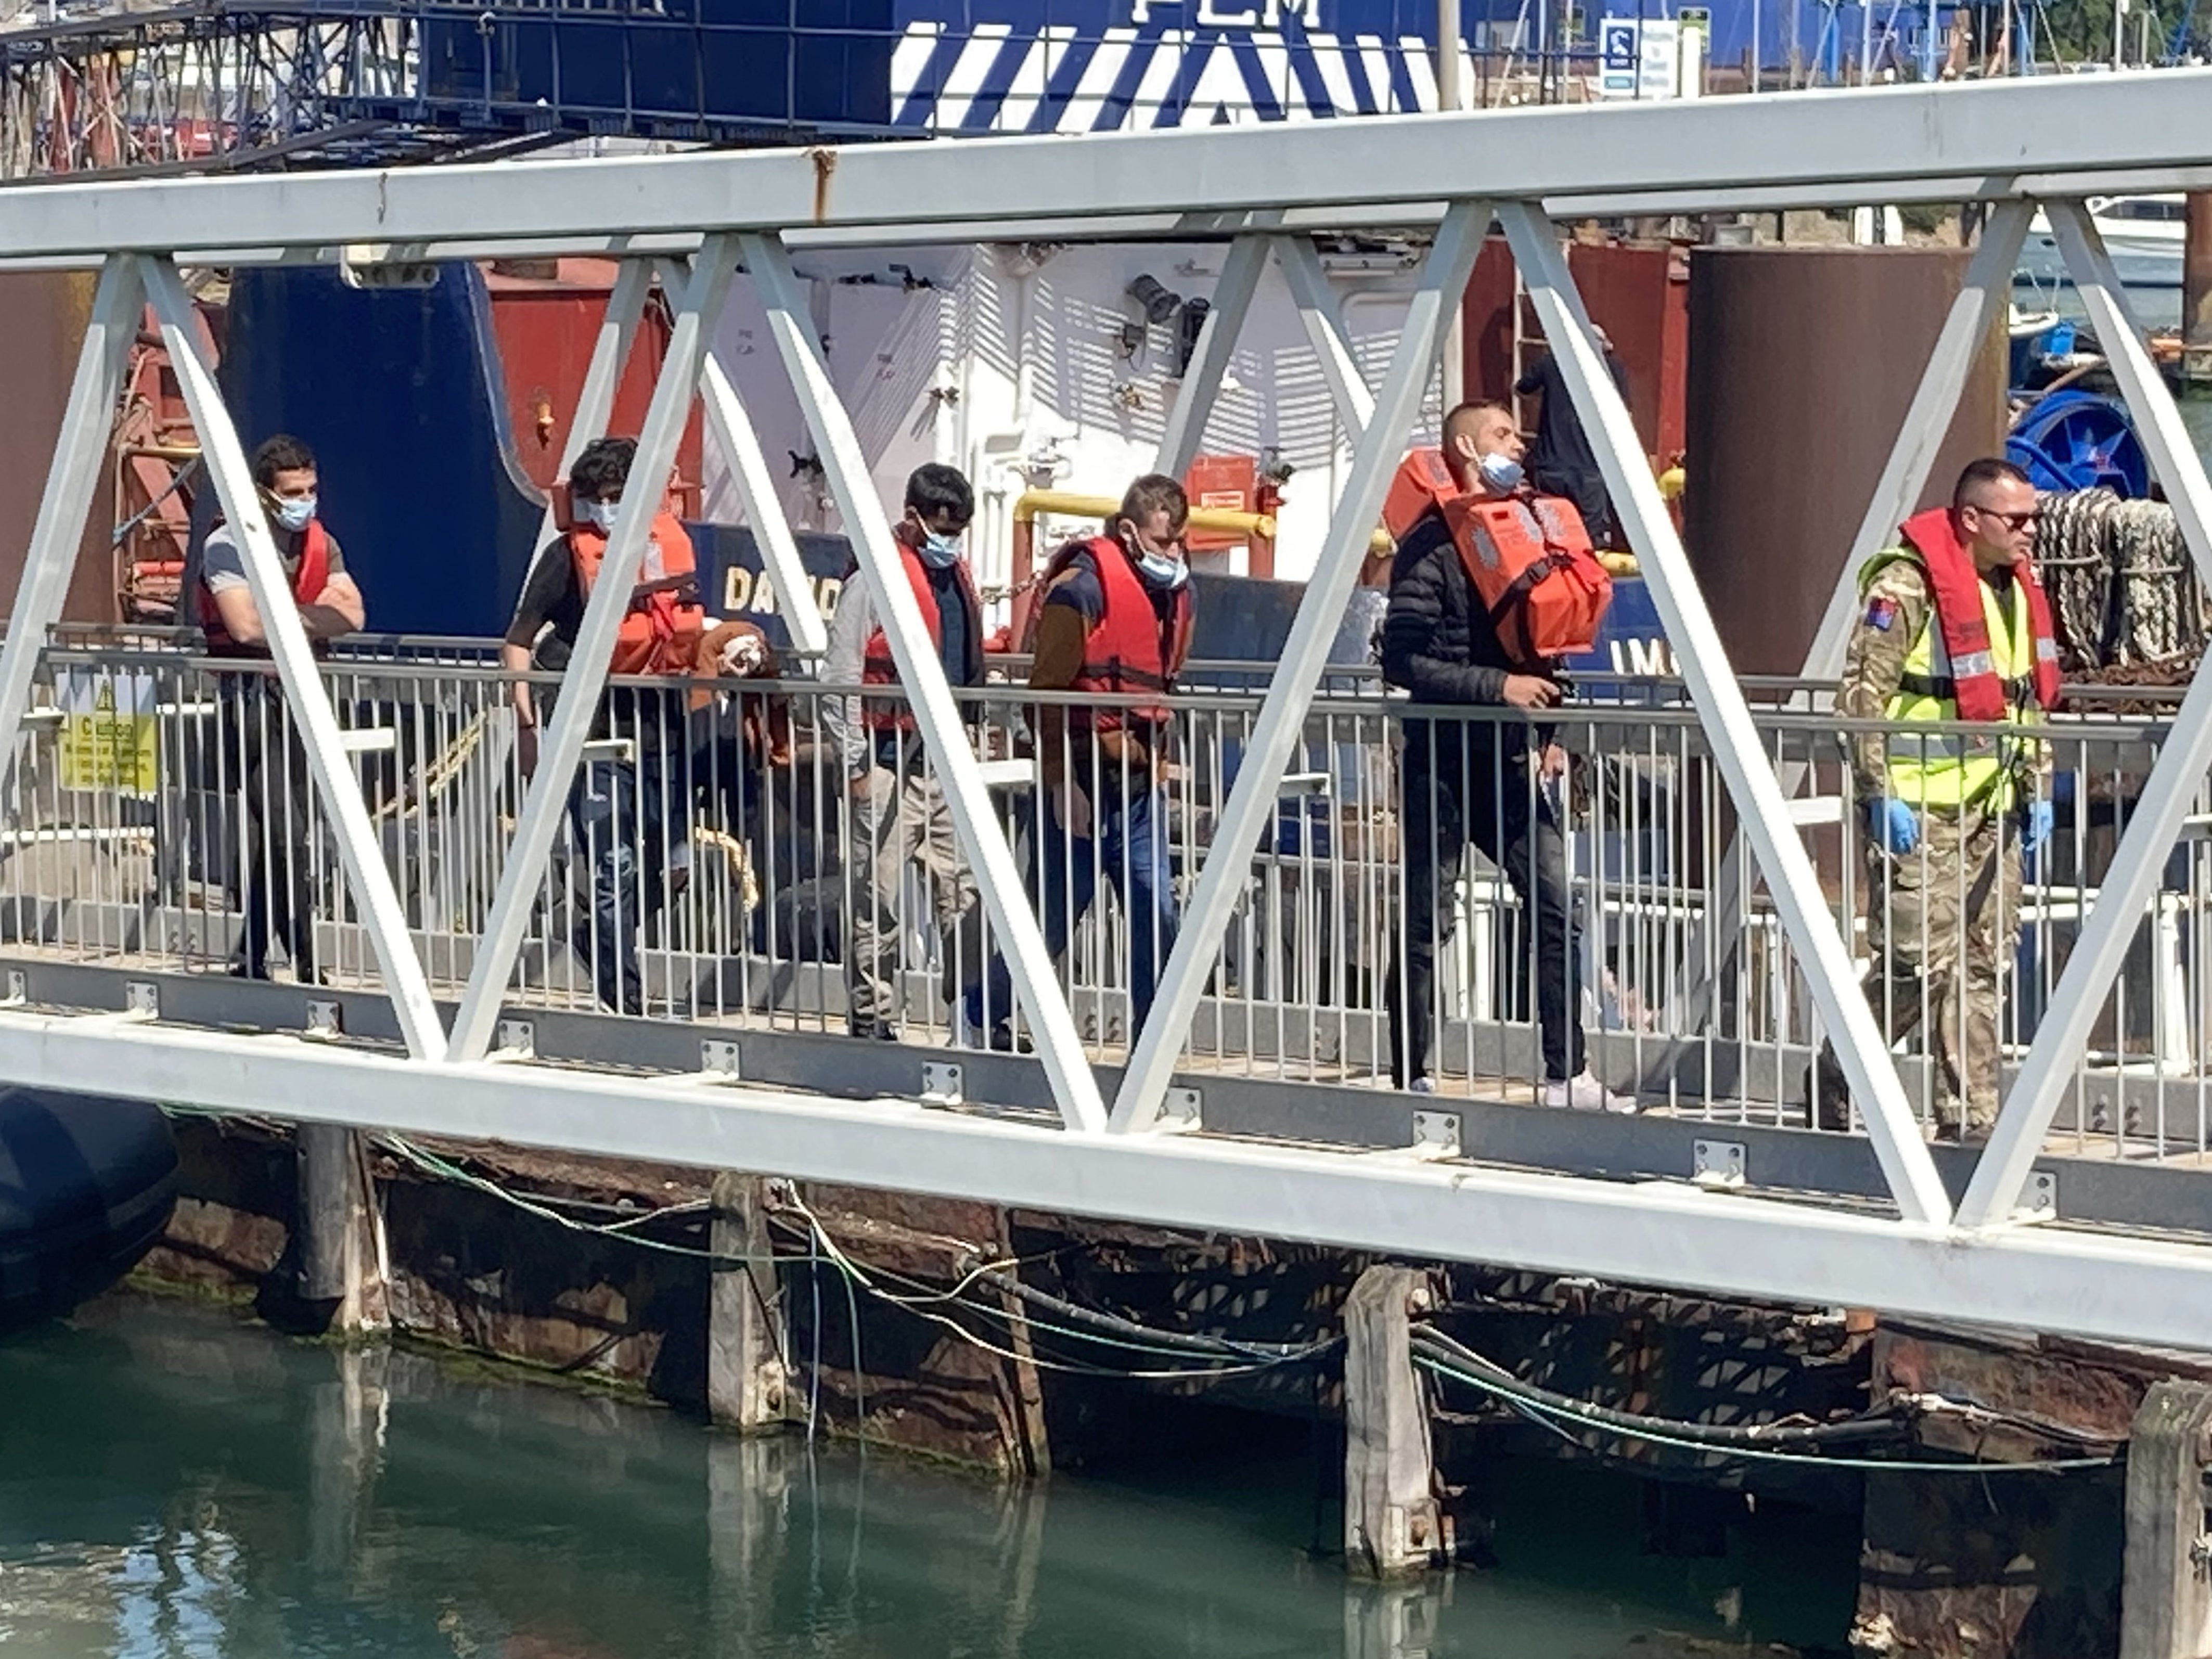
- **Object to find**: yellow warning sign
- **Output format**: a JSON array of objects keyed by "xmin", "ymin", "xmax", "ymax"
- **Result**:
[{"xmin": 58, "ymin": 668, "xmax": 156, "ymax": 794}]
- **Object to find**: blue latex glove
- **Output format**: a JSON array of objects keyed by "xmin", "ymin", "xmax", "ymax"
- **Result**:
[
  {"xmin": 1868, "ymin": 798, "xmax": 1919, "ymax": 856},
  {"xmin": 2023, "ymin": 800, "xmax": 2055, "ymax": 856}
]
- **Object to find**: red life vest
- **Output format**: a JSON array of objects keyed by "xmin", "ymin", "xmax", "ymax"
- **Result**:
[
  {"xmin": 198, "ymin": 519, "xmax": 331, "ymax": 657},
  {"xmin": 1896, "ymin": 507, "xmax": 2061, "ymax": 719},
  {"xmin": 1043, "ymin": 535, "xmax": 1193, "ymax": 731},
  {"xmin": 861, "ymin": 539, "xmax": 981, "ymax": 732},
  {"xmin": 569, "ymin": 511, "xmax": 704, "ymax": 677},
  {"xmin": 1382, "ymin": 451, "xmax": 1612, "ymax": 667}
]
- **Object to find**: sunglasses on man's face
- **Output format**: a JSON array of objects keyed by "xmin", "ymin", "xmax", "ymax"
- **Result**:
[{"xmin": 1970, "ymin": 505, "xmax": 2040, "ymax": 533}]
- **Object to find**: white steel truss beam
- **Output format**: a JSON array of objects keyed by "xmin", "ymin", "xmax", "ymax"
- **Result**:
[
  {"xmin": 1957, "ymin": 201, "xmax": 2212, "ymax": 1228},
  {"xmin": 1153, "ymin": 232, "xmax": 1270, "ymax": 481},
  {"xmin": 698, "ymin": 346, "xmax": 826, "ymax": 657},
  {"xmin": 1686, "ymin": 204, "xmax": 2035, "ymax": 1032},
  {"xmin": 1494, "ymin": 201, "xmax": 1953, "ymax": 1227},
  {"xmin": 1272, "ymin": 233, "xmax": 1379, "ymax": 435},
  {"xmin": 741, "ymin": 230, "xmax": 1109, "ymax": 1136},
  {"xmin": 13, "ymin": 1009, "xmax": 2212, "ymax": 1355},
  {"xmin": 529, "ymin": 258, "xmax": 651, "ymax": 562},
  {"xmin": 670, "ymin": 253, "xmax": 828, "ymax": 659},
  {"xmin": 0, "ymin": 254, "xmax": 143, "ymax": 779},
  {"xmin": 5, "ymin": 76, "xmax": 2212, "ymax": 261},
  {"xmin": 140, "ymin": 256, "xmax": 449, "ymax": 1061},
  {"xmin": 448, "ymin": 238, "xmax": 741, "ymax": 1063},
  {"xmin": 1111, "ymin": 199, "xmax": 1487, "ymax": 1134},
  {"xmin": 1803, "ymin": 200, "xmax": 2035, "ymax": 681}
]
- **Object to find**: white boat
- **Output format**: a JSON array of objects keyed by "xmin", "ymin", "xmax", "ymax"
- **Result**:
[{"xmin": 2016, "ymin": 194, "xmax": 2185, "ymax": 291}]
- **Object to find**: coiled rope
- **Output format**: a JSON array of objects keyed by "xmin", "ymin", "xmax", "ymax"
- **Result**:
[{"xmin": 2035, "ymin": 488, "xmax": 2205, "ymax": 673}]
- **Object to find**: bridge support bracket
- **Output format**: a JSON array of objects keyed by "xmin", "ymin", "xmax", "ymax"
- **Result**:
[{"xmin": 1344, "ymin": 1264, "xmax": 1448, "ymax": 1579}]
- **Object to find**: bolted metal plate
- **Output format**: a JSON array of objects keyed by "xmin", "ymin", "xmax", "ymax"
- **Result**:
[
  {"xmin": 124, "ymin": 981, "xmax": 159, "ymax": 1019},
  {"xmin": 304, "ymin": 999, "xmax": 342, "ymax": 1040},
  {"xmin": 699, "ymin": 1038, "xmax": 741, "ymax": 1080},
  {"xmin": 493, "ymin": 1019, "xmax": 535, "ymax": 1061},
  {"xmin": 1158, "ymin": 1087, "xmax": 1202, "ymax": 1133},
  {"xmin": 921, "ymin": 1061, "xmax": 963, "ymax": 1107},
  {"xmin": 1692, "ymin": 1139, "xmax": 1746, "ymax": 1188},
  {"xmin": 1411, "ymin": 1110, "xmax": 1461, "ymax": 1159},
  {"xmin": 2017, "ymin": 1169, "xmax": 2058, "ymax": 1223}
]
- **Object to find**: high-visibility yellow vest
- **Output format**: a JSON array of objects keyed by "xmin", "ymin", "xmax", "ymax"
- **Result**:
[{"xmin": 1861, "ymin": 549, "xmax": 2039, "ymax": 812}]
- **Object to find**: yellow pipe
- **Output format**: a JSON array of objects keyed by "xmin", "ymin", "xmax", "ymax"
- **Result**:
[{"xmin": 1012, "ymin": 489, "xmax": 1393, "ymax": 555}]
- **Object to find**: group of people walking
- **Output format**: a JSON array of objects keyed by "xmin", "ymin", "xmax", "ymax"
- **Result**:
[{"xmin": 199, "ymin": 402, "xmax": 2055, "ymax": 1141}]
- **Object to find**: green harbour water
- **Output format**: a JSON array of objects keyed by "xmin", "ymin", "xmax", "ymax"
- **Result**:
[{"xmin": 0, "ymin": 1296, "xmax": 1860, "ymax": 1658}]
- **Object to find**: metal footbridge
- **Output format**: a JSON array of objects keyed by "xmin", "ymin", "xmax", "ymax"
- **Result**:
[{"xmin": 8, "ymin": 73, "xmax": 2212, "ymax": 1353}]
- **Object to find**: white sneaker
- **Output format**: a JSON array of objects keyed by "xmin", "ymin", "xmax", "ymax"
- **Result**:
[{"xmin": 1544, "ymin": 1071, "xmax": 1638, "ymax": 1114}]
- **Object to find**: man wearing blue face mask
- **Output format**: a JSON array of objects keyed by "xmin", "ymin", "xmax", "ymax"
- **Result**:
[
  {"xmin": 966, "ymin": 473, "xmax": 1193, "ymax": 1052},
  {"xmin": 822, "ymin": 464, "xmax": 985, "ymax": 1040},
  {"xmin": 195, "ymin": 433, "xmax": 365, "ymax": 984},
  {"xmin": 1382, "ymin": 401, "xmax": 1632, "ymax": 1113}
]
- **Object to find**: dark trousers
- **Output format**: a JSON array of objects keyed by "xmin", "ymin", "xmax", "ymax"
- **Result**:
[
  {"xmin": 218, "ymin": 678, "xmax": 318, "ymax": 982},
  {"xmin": 969, "ymin": 785, "xmax": 1179, "ymax": 1044},
  {"xmin": 1386, "ymin": 730, "xmax": 1584, "ymax": 1087},
  {"xmin": 567, "ymin": 755, "xmax": 673, "ymax": 1016}
]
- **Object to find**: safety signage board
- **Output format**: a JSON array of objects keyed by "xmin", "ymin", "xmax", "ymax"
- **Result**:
[
  {"xmin": 1598, "ymin": 16, "xmax": 1680, "ymax": 98},
  {"xmin": 58, "ymin": 668, "xmax": 158, "ymax": 794}
]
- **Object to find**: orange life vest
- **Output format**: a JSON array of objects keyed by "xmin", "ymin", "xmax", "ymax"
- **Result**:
[
  {"xmin": 569, "ymin": 511, "xmax": 704, "ymax": 677},
  {"xmin": 861, "ymin": 540, "xmax": 982, "ymax": 732},
  {"xmin": 1042, "ymin": 535, "xmax": 1193, "ymax": 731},
  {"xmin": 198, "ymin": 519, "xmax": 331, "ymax": 658},
  {"xmin": 1382, "ymin": 451, "xmax": 1612, "ymax": 666},
  {"xmin": 1895, "ymin": 507, "xmax": 2061, "ymax": 719}
]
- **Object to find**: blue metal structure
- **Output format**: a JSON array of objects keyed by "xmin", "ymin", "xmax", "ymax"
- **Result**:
[
  {"xmin": 2006, "ymin": 389, "xmax": 2152, "ymax": 498},
  {"xmin": 218, "ymin": 262, "xmax": 853, "ymax": 645}
]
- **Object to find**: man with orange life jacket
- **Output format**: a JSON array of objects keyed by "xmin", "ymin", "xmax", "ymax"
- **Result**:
[
  {"xmin": 964, "ymin": 473, "xmax": 1194, "ymax": 1052},
  {"xmin": 822, "ymin": 464, "xmax": 986, "ymax": 1041},
  {"xmin": 196, "ymin": 433, "xmax": 366, "ymax": 984},
  {"xmin": 503, "ymin": 435, "xmax": 706, "ymax": 1016},
  {"xmin": 1808, "ymin": 458, "xmax": 2058, "ymax": 1142},
  {"xmin": 1381, "ymin": 400, "xmax": 1634, "ymax": 1111}
]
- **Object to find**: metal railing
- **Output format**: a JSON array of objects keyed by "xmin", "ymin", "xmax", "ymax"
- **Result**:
[{"xmin": 8, "ymin": 637, "xmax": 2208, "ymax": 1165}]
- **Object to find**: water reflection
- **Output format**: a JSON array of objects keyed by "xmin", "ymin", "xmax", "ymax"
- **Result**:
[{"xmin": 0, "ymin": 1298, "xmax": 1812, "ymax": 1658}]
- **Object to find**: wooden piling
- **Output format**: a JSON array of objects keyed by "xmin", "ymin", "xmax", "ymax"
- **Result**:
[
  {"xmin": 294, "ymin": 1123, "xmax": 387, "ymax": 1333},
  {"xmin": 2185, "ymin": 195, "xmax": 2212, "ymax": 390},
  {"xmin": 2120, "ymin": 1379, "xmax": 2212, "ymax": 1659},
  {"xmin": 1343, "ymin": 1264, "xmax": 1445, "ymax": 1578},
  {"xmin": 708, "ymin": 1172, "xmax": 788, "ymax": 1431}
]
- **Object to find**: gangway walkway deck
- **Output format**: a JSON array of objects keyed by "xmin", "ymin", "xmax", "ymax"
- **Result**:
[{"xmin": 5, "ymin": 73, "xmax": 2212, "ymax": 1350}]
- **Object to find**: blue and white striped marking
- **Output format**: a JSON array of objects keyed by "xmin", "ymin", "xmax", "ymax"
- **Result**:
[{"xmin": 890, "ymin": 3, "xmax": 1517, "ymax": 133}]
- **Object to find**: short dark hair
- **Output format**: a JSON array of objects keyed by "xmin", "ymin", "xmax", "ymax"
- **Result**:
[
  {"xmin": 1953, "ymin": 457, "xmax": 2032, "ymax": 508},
  {"xmin": 1442, "ymin": 400, "xmax": 1514, "ymax": 447},
  {"xmin": 251, "ymin": 433, "xmax": 316, "ymax": 488},
  {"xmin": 1117, "ymin": 473, "xmax": 1189, "ymax": 534},
  {"xmin": 905, "ymin": 463, "xmax": 974, "ymax": 528},
  {"xmin": 570, "ymin": 436, "xmax": 638, "ymax": 504}
]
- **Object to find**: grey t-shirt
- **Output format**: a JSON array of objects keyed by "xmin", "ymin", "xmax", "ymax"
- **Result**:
[{"xmin": 200, "ymin": 522, "xmax": 346, "ymax": 598}]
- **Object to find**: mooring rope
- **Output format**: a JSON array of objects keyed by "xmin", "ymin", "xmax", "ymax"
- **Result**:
[{"xmin": 2035, "ymin": 488, "xmax": 2205, "ymax": 673}]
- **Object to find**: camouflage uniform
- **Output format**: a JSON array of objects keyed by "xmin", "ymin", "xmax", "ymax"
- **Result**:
[{"xmin": 1813, "ymin": 558, "xmax": 2041, "ymax": 1137}]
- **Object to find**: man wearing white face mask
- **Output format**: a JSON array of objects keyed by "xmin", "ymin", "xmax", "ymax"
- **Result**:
[
  {"xmin": 196, "ymin": 432, "xmax": 365, "ymax": 984},
  {"xmin": 966, "ymin": 473, "xmax": 1194, "ymax": 1052},
  {"xmin": 1382, "ymin": 401, "xmax": 1632, "ymax": 1112},
  {"xmin": 822, "ymin": 464, "xmax": 985, "ymax": 1040}
]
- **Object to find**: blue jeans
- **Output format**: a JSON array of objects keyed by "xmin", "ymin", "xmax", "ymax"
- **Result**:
[
  {"xmin": 968, "ymin": 786, "xmax": 1179, "ymax": 1043},
  {"xmin": 568, "ymin": 756, "xmax": 671, "ymax": 1015}
]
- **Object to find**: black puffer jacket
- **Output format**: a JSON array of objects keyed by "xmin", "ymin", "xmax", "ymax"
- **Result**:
[{"xmin": 1381, "ymin": 507, "xmax": 1521, "ymax": 708}]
